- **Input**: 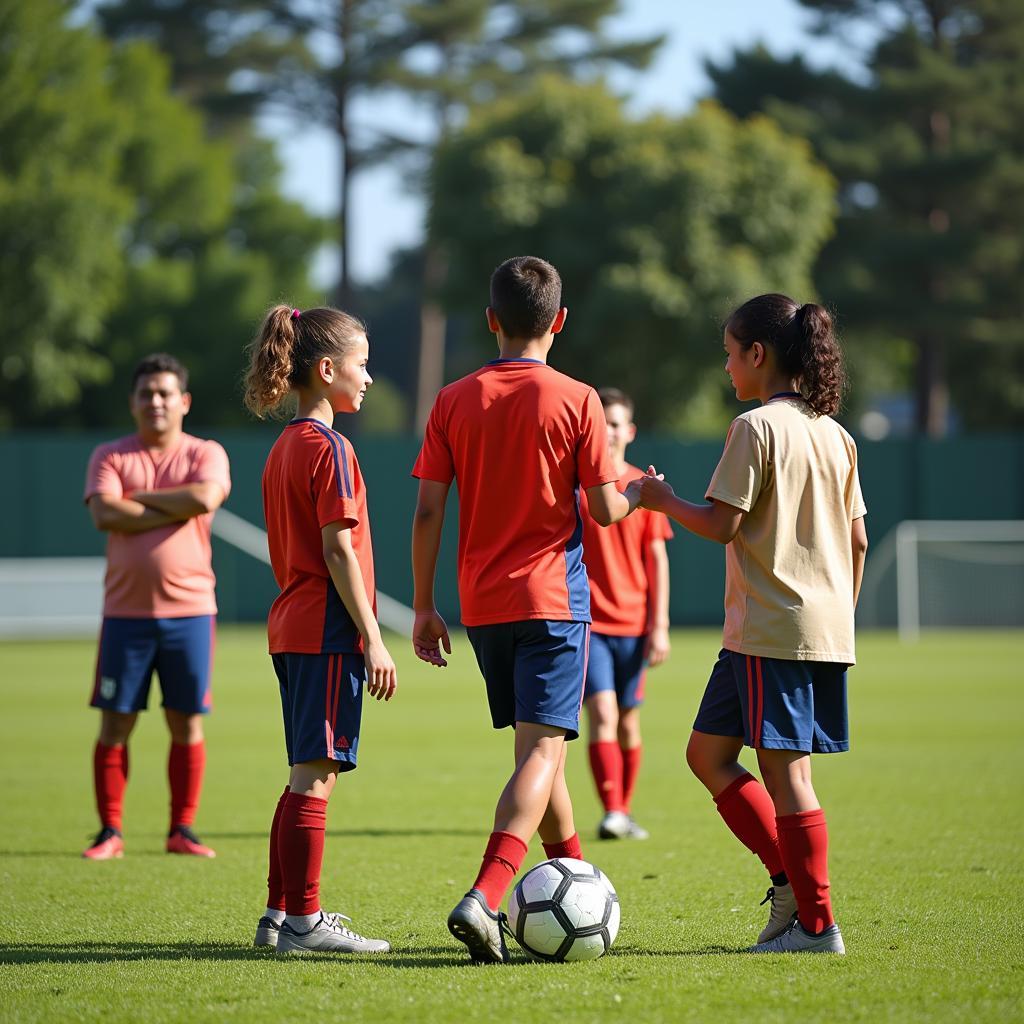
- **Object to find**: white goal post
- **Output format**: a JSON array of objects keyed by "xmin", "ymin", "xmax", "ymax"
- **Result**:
[{"xmin": 858, "ymin": 520, "xmax": 1024, "ymax": 641}]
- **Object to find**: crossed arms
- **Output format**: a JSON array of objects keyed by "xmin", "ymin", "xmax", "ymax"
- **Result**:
[{"xmin": 87, "ymin": 482, "xmax": 226, "ymax": 534}]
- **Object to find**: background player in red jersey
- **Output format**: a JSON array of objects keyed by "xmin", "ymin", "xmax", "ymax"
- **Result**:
[
  {"xmin": 244, "ymin": 305, "xmax": 396, "ymax": 956},
  {"xmin": 580, "ymin": 388, "xmax": 673, "ymax": 842},
  {"xmin": 83, "ymin": 353, "xmax": 230, "ymax": 861},
  {"xmin": 411, "ymin": 256, "xmax": 637, "ymax": 964}
]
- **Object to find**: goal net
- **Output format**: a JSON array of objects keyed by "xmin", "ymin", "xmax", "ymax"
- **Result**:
[{"xmin": 858, "ymin": 520, "xmax": 1024, "ymax": 641}]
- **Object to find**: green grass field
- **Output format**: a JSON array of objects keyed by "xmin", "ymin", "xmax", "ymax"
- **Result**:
[{"xmin": 1, "ymin": 628, "xmax": 1022, "ymax": 1022}]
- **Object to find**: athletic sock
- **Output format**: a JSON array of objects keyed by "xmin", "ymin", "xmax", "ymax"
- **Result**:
[
  {"xmin": 472, "ymin": 831, "xmax": 528, "ymax": 912},
  {"xmin": 93, "ymin": 741, "xmax": 129, "ymax": 832},
  {"xmin": 266, "ymin": 787, "xmax": 290, "ymax": 913},
  {"xmin": 264, "ymin": 908, "xmax": 286, "ymax": 925},
  {"xmin": 621, "ymin": 744, "xmax": 642, "ymax": 814},
  {"xmin": 285, "ymin": 911, "xmax": 321, "ymax": 933},
  {"xmin": 588, "ymin": 741, "xmax": 625, "ymax": 813},
  {"xmin": 776, "ymin": 808, "xmax": 834, "ymax": 934},
  {"xmin": 168, "ymin": 740, "xmax": 206, "ymax": 830},
  {"xmin": 712, "ymin": 772, "xmax": 785, "ymax": 877},
  {"xmin": 543, "ymin": 833, "xmax": 582, "ymax": 860},
  {"xmin": 279, "ymin": 792, "xmax": 328, "ymax": 917}
]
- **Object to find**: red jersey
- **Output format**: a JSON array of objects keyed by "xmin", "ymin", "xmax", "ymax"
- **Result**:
[
  {"xmin": 581, "ymin": 463, "xmax": 674, "ymax": 636},
  {"xmin": 262, "ymin": 419, "xmax": 375, "ymax": 654},
  {"xmin": 413, "ymin": 358, "xmax": 617, "ymax": 627}
]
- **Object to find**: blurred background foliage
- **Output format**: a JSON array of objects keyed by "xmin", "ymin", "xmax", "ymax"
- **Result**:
[{"xmin": 0, "ymin": 0, "xmax": 1021, "ymax": 436}]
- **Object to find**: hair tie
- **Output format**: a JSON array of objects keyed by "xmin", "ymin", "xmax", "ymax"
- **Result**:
[{"xmin": 291, "ymin": 308, "xmax": 301, "ymax": 320}]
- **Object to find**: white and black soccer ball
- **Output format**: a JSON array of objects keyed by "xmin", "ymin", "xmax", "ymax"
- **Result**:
[{"xmin": 508, "ymin": 857, "xmax": 620, "ymax": 962}]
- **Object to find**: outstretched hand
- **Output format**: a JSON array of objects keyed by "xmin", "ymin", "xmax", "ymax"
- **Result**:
[
  {"xmin": 627, "ymin": 465, "xmax": 673, "ymax": 513},
  {"xmin": 413, "ymin": 609, "xmax": 451, "ymax": 667}
]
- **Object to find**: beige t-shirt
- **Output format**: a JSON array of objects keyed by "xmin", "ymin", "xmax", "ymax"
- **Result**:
[{"xmin": 706, "ymin": 397, "xmax": 866, "ymax": 663}]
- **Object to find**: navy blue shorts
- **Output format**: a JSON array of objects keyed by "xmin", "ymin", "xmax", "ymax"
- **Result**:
[
  {"xmin": 90, "ymin": 615, "xmax": 214, "ymax": 715},
  {"xmin": 693, "ymin": 649, "xmax": 849, "ymax": 753},
  {"xmin": 272, "ymin": 652, "xmax": 364, "ymax": 769},
  {"xmin": 466, "ymin": 620, "xmax": 590, "ymax": 740},
  {"xmin": 584, "ymin": 632, "xmax": 647, "ymax": 709}
]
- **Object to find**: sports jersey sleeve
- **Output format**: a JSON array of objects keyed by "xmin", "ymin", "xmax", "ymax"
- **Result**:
[
  {"xmin": 412, "ymin": 398, "xmax": 454, "ymax": 483},
  {"xmin": 84, "ymin": 444, "xmax": 123, "ymax": 502},
  {"xmin": 705, "ymin": 418, "xmax": 765, "ymax": 512},
  {"xmin": 192, "ymin": 440, "xmax": 232, "ymax": 498},
  {"xmin": 312, "ymin": 436, "xmax": 361, "ymax": 529},
  {"xmin": 576, "ymin": 388, "xmax": 618, "ymax": 488}
]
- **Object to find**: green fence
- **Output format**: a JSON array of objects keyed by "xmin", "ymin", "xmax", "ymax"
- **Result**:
[{"xmin": 1, "ymin": 431, "xmax": 1021, "ymax": 627}]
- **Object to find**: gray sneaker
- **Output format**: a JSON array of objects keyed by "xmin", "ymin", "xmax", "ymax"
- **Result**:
[
  {"xmin": 276, "ymin": 912, "xmax": 391, "ymax": 954},
  {"xmin": 254, "ymin": 915, "xmax": 282, "ymax": 949},
  {"xmin": 758, "ymin": 883, "xmax": 798, "ymax": 942},
  {"xmin": 625, "ymin": 816, "xmax": 650, "ymax": 840},
  {"xmin": 598, "ymin": 811, "xmax": 632, "ymax": 839},
  {"xmin": 447, "ymin": 889, "xmax": 510, "ymax": 964},
  {"xmin": 748, "ymin": 919, "xmax": 845, "ymax": 954}
]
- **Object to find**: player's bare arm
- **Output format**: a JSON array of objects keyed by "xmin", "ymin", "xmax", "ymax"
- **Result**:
[
  {"xmin": 851, "ymin": 515, "xmax": 868, "ymax": 607},
  {"xmin": 131, "ymin": 482, "xmax": 226, "ymax": 520},
  {"xmin": 322, "ymin": 521, "xmax": 397, "ymax": 702},
  {"xmin": 411, "ymin": 479, "xmax": 452, "ymax": 667},
  {"xmin": 87, "ymin": 493, "xmax": 181, "ymax": 533},
  {"xmin": 644, "ymin": 537, "xmax": 671, "ymax": 667},
  {"xmin": 632, "ymin": 469, "xmax": 746, "ymax": 544},
  {"xmin": 585, "ymin": 481, "xmax": 633, "ymax": 526}
]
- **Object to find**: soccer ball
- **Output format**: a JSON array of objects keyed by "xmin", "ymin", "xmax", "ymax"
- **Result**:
[{"xmin": 508, "ymin": 857, "xmax": 620, "ymax": 962}]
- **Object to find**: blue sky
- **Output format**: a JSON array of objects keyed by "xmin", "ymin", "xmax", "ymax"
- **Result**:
[{"xmin": 260, "ymin": 0, "xmax": 871, "ymax": 285}]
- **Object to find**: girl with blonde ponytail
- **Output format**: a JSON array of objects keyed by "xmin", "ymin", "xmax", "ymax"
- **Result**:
[
  {"xmin": 627, "ymin": 292, "xmax": 868, "ymax": 956},
  {"xmin": 244, "ymin": 304, "xmax": 397, "ymax": 955}
]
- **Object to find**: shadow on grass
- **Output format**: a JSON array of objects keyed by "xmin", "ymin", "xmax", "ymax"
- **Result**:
[
  {"xmin": 0, "ymin": 850, "xmax": 167, "ymax": 859},
  {"xmin": 614, "ymin": 943, "xmax": 748, "ymax": 957},
  {"xmin": 198, "ymin": 828, "xmax": 483, "ymax": 840}
]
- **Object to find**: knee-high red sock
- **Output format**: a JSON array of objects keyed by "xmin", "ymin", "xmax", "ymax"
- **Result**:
[
  {"xmin": 168, "ymin": 740, "xmax": 206, "ymax": 830},
  {"xmin": 543, "ymin": 833, "xmax": 582, "ymax": 860},
  {"xmin": 93, "ymin": 742, "xmax": 128, "ymax": 831},
  {"xmin": 278, "ymin": 792, "xmax": 327, "ymax": 917},
  {"xmin": 776, "ymin": 809, "xmax": 833, "ymax": 934},
  {"xmin": 621, "ymin": 744, "xmax": 642, "ymax": 813},
  {"xmin": 712, "ymin": 772, "xmax": 784, "ymax": 877},
  {"xmin": 266, "ymin": 787, "xmax": 290, "ymax": 912},
  {"xmin": 472, "ymin": 831, "xmax": 528, "ymax": 911},
  {"xmin": 588, "ymin": 741, "xmax": 624, "ymax": 813}
]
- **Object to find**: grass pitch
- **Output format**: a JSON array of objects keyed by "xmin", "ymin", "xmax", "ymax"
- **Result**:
[{"xmin": 1, "ymin": 627, "xmax": 1021, "ymax": 1023}]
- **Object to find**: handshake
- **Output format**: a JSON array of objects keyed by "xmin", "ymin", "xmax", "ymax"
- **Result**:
[{"xmin": 625, "ymin": 466, "xmax": 674, "ymax": 515}]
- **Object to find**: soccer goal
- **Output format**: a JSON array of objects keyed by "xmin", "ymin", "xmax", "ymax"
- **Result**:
[{"xmin": 857, "ymin": 520, "xmax": 1024, "ymax": 641}]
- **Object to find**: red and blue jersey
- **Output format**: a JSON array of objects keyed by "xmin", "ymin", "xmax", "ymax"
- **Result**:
[
  {"xmin": 413, "ymin": 358, "xmax": 617, "ymax": 627},
  {"xmin": 262, "ymin": 419, "xmax": 375, "ymax": 654}
]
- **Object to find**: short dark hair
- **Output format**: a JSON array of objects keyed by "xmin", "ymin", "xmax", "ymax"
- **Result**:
[
  {"xmin": 131, "ymin": 353, "xmax": 189, "ymax": 392},
  {"xmin": 598, "ymin": 387, "xmax": 634, "ymax": 419},
  {"xmin": 489, "ymin": 256, "xmax": 562, "ymax": 340}
]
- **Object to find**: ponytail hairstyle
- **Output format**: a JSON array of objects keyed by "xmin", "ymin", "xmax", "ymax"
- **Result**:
[
  {"xmin": 725, "ymin": 293, "xmax": 847, "ymax": 417},
  {"xmin": 243, "ymin": 304, "xmax": 367, "ymax": 418}
]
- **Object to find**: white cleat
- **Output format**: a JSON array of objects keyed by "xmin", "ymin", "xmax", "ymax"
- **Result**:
[
  {"xmin": 447, "ymin": 889, "xmax": 510, "ymax": 964},
  {"xmin": 625, "ymin": 816, "xmax": 650, "ymax": 840},
  {"xmin": 276, "ymin": 912, "xmax": 391, "ymax": 954},
  {"xmin": 748, "ymin": 919, "xmax": 845, "ymax": 954},
  {"xmin": 597, "ymin": 810, "xmax": 632, "ymax": 839},
  {"xmin": 254, "ymin": 916, "xmax": 282, "ymax": 949},
  {"xmin": 758, "ymin": 883, "xmax": 798, "ymax": 942}
]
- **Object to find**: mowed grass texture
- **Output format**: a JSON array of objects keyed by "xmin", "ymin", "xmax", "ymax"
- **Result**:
[{"xmin": 1, "ymin": 628, "xmax": 1021, "ymax": 1024}]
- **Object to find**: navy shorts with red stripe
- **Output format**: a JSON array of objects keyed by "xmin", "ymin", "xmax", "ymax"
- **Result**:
[
  {"xmin": 466, "ymin": 620, "xmax": 590, "ymax": 740},
  {"xmin": 272, "ymin": 652, "xmax": 364, "ymax": 768},
  {"xmin": 584, "ymin": 632, "xmax": 647, "ymax": 709},
  {"xmin": 90, "ymin": 615, "xmax": 215, "ymax": 715},
  {"xmin": 693, "ymin": 649, "xmax": 849, "ymax": 753}
]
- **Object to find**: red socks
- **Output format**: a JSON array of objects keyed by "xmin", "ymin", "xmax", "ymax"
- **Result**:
[
  {"xmin": 713, "ymin": 772, "xmax": 785, "ymax": 877},
  {"xmin": 279, "ymin": 792, "xmax": 328, "ymax": 916},
  {"xmin": 266, "ymin": 787, "xmax": 290, "ymax": 912},
  {"xmin": 588, "ymin": 741, "xmax": 624, "ymax": 813},
  {"xmin": 473, "ymin": 831, "xmax": 528, "ymax": 911},
  {"xmin": 168, "ymin": 740, "xmax": 206, "ymax": 830},
  {"xmin": 777, "ymin": 809, "xmax": 834, "ymax": 934},
  {"xmin": 621, "ymin": 745, "xmax": 642, "ymax": 813},
  {"xmin": 543, "ymin": 833, "xmax": 582, "ymax": 860},
  {"xmin": 93, "ymin": 742, "xmax": 128, "ymax": 831}
]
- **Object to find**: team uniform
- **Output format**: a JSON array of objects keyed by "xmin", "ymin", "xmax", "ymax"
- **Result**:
[
  {"xmin": 261, "ymin": 418, "xmax": 376, "ymax": 769},
  {"xmin": 412, "ymin": 358, "xmax": 617, "ymax": 740}
]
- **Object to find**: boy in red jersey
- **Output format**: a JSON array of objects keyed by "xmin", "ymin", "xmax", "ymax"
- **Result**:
[
  {"xmin": 83, "ymin": 354, "xmax": 230, "ymax": 861},
  {"xmin": 580, "ymin": 388, "xmax": 673, "ymax": 842},
  {"xmin": 411, "ymin": 256, "xmax": 636, "ymax": 964},
  {"xmin": 244, "ymin": 304, "xmax": 396, "ymax": 956}
]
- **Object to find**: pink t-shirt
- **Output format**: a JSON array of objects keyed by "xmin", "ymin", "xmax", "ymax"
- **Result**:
[{"xmin": 84, "ymin": 433, "xmax": 232, "ymax": 618}]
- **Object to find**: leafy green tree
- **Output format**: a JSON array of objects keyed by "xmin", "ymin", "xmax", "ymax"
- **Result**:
[
  {"xmin": 430, "ymin": 79, "xmax": 836, "ymax": 429},
  {"xmin": 707, "ymin": 0, "xmax": 1024, "ymax": 433}
]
